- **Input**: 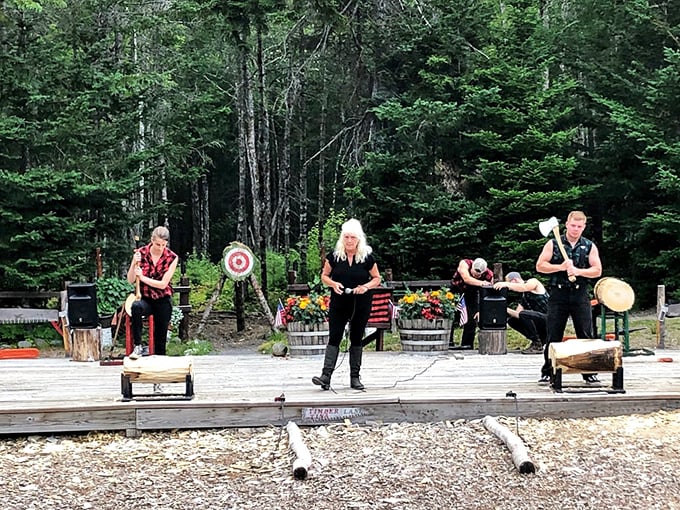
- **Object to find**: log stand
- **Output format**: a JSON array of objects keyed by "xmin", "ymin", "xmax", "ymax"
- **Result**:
[{"xmin": 121, "ymin": 355, "xmax": 194, "ymax": 401}]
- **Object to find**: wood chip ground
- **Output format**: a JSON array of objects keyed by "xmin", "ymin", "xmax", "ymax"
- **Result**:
[{"xmin": 2, "ymin": 410, "xmax": 679, "ymax": 509}]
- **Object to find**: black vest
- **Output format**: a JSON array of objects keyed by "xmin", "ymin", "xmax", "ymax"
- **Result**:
[{"xmin": 549, "ymin": 236, "xmax": 593, "ymax": 287}]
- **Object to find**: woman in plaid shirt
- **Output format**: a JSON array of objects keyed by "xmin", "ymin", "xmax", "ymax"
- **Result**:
[{"xmin": 127, "ymin": 226, "xmax": 178, "ymax": 358}]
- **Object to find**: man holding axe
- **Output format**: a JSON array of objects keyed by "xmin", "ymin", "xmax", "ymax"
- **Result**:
[{"xmin": 536, "ymin": 211, "xmax": 602, "ymax": 384}]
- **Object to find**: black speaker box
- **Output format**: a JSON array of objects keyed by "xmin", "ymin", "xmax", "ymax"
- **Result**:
[
  {"xmin": 479, "ymin": 286, "xmax": 507, "ymax": 330},
  {"xmin": 67, "ymin": 283, "xmax": 98, "ymax": 328}
]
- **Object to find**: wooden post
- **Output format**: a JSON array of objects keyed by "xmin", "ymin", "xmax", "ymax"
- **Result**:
[
  {"xmin": 478, "ymin": 329, "xmax": 507, "ymax": 354},
  {"xmin": 179, "ymin": 275, "xmax": 190, "ymax": 340},
  {"xmin": 657, "ymin": 284, "xmax": 665, "ymax": 349}
]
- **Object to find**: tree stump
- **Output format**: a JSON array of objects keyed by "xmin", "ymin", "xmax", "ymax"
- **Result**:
[
  {"xmin": 478, "ymin": 329, "xmax": 507, "ymax": 355},
  {"xmin": 71, "ymin": 328, "xmax": 101, "ymax": 362}
]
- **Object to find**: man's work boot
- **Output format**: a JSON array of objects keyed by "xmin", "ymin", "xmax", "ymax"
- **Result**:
[{"xmin": 521, "ymin": 339, "xmax": 543, "ymax": 354}]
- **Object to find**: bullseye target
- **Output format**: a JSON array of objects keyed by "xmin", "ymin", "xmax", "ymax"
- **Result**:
[{"xmin": 222, "ymin": 242, "xmax": 256, "ymax": 280}]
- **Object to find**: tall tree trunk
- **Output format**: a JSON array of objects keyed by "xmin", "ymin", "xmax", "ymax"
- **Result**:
[
  {"xmin": 298, "ymin": 83, "xmax": 308, "ymax": 282},
  {"xmin": 256, "ymin": 28, "xmax": 270, "ymax": 300},
  {"xmin": 317, "ymin": 83, "xmax": 327, "ymax": 274},
  {"xmin": 191, "ymin": 170, "xmax": 209, "ymax": 256}
]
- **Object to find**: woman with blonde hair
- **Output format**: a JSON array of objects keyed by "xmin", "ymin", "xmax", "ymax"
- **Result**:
[{"xmin": 313, "ymin": 219, "xmax": 381, "ymax": 391}]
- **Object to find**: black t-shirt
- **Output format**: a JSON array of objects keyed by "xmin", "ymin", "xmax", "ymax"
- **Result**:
[{"xmin": 327, "ymin": 253, "xmax": 376, "ymax": 291}]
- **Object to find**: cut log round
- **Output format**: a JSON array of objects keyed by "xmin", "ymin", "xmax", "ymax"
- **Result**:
[
  {"xmin": 549, "ymin": 339, "xmax": 623, "ymax": 374},
  {"xmin": 71, "ymin": 328, "xmax": 101, "ymax": 362},
  {"xmin": 478, "ymin": 329, "xmax": 507, "ymax": 355}
]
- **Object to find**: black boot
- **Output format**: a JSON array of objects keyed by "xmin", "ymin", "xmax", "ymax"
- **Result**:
[
  {"xmin": 349, "ymin": 345, "xmax": 365, "ymax": 390},
  {"xmin": 312, "ymin": 345, "xmax": 339, "ymax": 390}
]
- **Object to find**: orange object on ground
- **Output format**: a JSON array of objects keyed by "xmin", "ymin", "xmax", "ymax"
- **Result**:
[
  {"xmin": 0, "ymin": 348, "xmax": 40, "ymax": 359},
  {"xmin": 658, "ymin": 357, "xmax": 673, "ymax": 363}
]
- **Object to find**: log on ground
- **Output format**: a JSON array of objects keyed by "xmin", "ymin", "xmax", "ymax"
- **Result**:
[
  {"xmin": 482, "ymin": 415, "xmax": 535, "ymax": 474},
  {"xmin": 286, "ymin": 421, "xmax": 312, "ymax": 480}
]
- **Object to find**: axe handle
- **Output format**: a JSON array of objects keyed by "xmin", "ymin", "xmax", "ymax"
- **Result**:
[{"xmin": 552, "ymin": 226, "xmax": 577, "ymax": 282}]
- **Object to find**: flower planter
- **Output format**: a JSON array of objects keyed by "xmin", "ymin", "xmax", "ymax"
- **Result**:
[
  {"xmin": 398, "ymin": 318, "xmax": 452, "ymax": 354},
  {"xmin": 286, "ymin": 321, "xmax": 329, "ymax": 356}
]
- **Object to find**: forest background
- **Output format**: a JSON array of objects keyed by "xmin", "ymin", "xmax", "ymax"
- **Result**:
[{"xmin": 2, "ymin": 0, "xmax": 680, "ymax": 316}]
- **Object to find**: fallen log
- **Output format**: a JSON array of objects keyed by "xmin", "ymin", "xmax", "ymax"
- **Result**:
[
  {"xmin": 285, "ymin": 421, "xmax": 312, "ymax": 480},
  {"xmin": 482, "ymin": 415, "xmax": 535, "ymax": 474}
]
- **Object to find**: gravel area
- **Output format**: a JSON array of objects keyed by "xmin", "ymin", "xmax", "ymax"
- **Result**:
[{"xmin": 2, "ymin": 410, "xmax": 680, "ymax": 509}]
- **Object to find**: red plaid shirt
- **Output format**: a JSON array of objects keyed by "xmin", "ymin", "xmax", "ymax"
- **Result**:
[{"xmin": 138, "ymin": 245, "xmax": 178, "ymax": 300}]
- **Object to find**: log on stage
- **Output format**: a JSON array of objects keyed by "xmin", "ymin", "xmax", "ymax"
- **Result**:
[
  {"xmin": 549, "ymin": 339, "xmax": 623, "ymax": 374},
  {"xmin": 122, "ymin": 355, "xmax": 194, "ymax": 384}
]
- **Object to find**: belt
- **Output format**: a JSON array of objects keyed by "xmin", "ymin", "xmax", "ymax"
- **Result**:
[{"xmin": 554, "ymin": 283, "xmax": 581, "ymax": 290}]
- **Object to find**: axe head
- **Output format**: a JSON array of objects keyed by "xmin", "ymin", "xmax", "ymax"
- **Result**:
[{"xmin": 539, "ymin": 216, "xmax": 559, "ymax": 237}]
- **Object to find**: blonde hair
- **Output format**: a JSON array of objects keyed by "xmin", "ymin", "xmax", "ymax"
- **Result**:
[
  {"xmin": 333, "ymin": 218, "xmax": 372, "ymax": 263},
  {"xmin": 567, "ymin": 211, "xmax": 587, "ymax": 223},
  {"xmin": 151, "ymin": 226, "xmax": 170, "ymax": 242}
]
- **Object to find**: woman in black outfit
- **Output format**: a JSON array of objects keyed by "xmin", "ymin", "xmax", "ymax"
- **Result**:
[{"xmin": 312, "ymin": 219, "xmax": 381, "ymax": 391}]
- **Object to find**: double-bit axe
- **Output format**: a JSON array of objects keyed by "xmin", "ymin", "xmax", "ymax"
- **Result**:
[{"xmin": 539, "ymin": 216, "xmax": 576, "ymax": 282}]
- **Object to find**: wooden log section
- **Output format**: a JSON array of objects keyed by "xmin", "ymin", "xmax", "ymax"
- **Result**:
[
  {"xmin": 549, "ymin": 339, "xmax": 623, "ymax": 374},
  {"xmin": 123, "ymin": 355, "xmax": 194, "ymax": 384},
  {"xmin": 482, "ymin": 415, "xmax": 535, "ymax": 474},
  {"xmin": 71, "ymin": 328, "xmax": 101, "ymax": 362},
  {"xmin": 285, "ymin": 421, "xmax": 312, "ymax": 480},
  {"xmin": 478, "ymin": 329, "xmax": 507, "ymax": 355}
]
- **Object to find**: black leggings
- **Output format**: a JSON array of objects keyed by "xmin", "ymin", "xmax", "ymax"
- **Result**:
[
  {"xmin": 327, "ymin": 294, "xmax": 372, "ymax": 348},
  {"xmin": 131, "ymin": 296, "xmax": 172, "ymax": 355}
]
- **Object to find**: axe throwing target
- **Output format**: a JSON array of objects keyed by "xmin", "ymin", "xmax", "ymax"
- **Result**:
[{"xmin": 222, "ymin": 242, "xmax": 256, "ymax": 281}]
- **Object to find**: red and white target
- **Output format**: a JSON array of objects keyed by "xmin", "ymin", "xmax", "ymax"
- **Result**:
[{"xmin": 222, "ymin": 243, "xmax": 255, "ymax": 280}]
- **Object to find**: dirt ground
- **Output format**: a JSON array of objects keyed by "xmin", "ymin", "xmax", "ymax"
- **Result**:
[{"xmin": 191, "ymin": 311, "xmax": 273, "ymax": 354}]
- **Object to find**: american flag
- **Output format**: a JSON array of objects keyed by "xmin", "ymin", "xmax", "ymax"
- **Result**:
[
  {"xmin": 457, "ymin": 296, "xmax": 468, "ymax": 326},
  {"xmin": 274, "ymin": 299, "xmax": 286, "ymax": 328},
  {"xmin": 389, "ymin": 301, "xmax": 399, "ymax": 320}
]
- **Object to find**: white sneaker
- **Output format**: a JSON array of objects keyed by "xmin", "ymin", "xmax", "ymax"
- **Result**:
[
  {"xmin": 153, "ymin": 383, "xmax": 163, "ymax": 394},
  {"xmin": 129, "ymin": 345, "xmax": 143, "ymax": 359}
]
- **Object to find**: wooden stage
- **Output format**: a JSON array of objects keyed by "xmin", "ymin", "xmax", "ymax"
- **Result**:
[{"xmin": 1, "ymin": 349, "xmax": 680, "ymax": 436}]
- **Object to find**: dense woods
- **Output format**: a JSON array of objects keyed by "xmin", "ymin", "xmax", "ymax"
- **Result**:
[{"xmin": 1, "ymin": 0, "xmax": 679, "ymax": 308}]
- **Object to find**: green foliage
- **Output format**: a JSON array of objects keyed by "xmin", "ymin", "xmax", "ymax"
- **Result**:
[
  {"xmin": 0, "ymin": 323, "xmax": 60, "ymax": 347},
  {"xmin": 166, "ymin": 337, "xmax": 213, "ymax": 356},
  {"xmin": 183, "ymin": 253, "xmax": 231, "ymax": 312},
  {"xmin": 258, "ymin": 330, "xmax": 288, "ymax": 354},
  {"xmin": 306, "ymin": 211, "xmax": 347, "ymax": 278},
  {"xmin": 96, "ymin": 278, "xmax": 134, "ymax": 316}
]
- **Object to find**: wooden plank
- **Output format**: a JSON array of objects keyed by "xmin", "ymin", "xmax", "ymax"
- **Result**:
[
  {"xmin": 0, "ymin": 291, "xmax": 61, "ymax": 299},
  {"xmin": 666, "ymin": 303, "xmax": 680, "ymax": 318},
  {"xmin": 0, "ymin": 308, "xmax": 59, "ymax": 323}
]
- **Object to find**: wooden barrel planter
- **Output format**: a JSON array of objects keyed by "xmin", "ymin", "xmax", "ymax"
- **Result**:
[
  {"xmin": 398, "ymin": 318, "xmax": 452, "ymax": 354},
  {"xmin": 286, "ymin": 321, "xmax": 329, "ymax": 356}
]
